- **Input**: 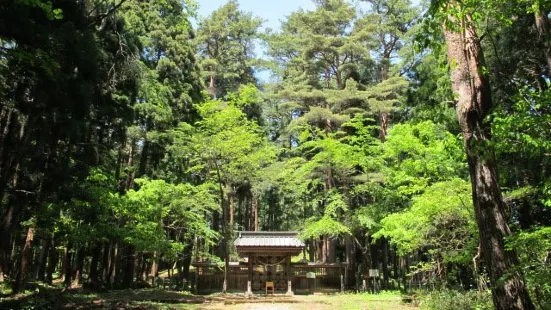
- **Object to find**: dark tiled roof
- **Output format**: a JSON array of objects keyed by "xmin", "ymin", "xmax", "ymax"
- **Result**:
[{"xmin": 234, "ymin": 231, "xmax": 305, "ymax": 248}]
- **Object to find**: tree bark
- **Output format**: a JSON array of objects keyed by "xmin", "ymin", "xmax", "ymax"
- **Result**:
[
  {"xmin": 36, "ymin": 237, "xmax": 50, "ymax": 282},
  {"xmin": 13, "ymin": 226, "xmax": 35, "ymax": 294},
  {"xmin": 89, "ymin": 244, "xmax": 102, "ymax": 285},
  {"xmin": 150, "ymin": 251, "xmax": 158, "ymax": 279},
  {"xmin": 45, "ymin": 239, "xmax": 58, "ymax": 285},
  {"xmin": 183, "ymin": 241, "xmax": 193, "ymax": 281},
  {"xmin": 63, "ymin": 240, "xmax": 73, "ymax": 288},
  {"xmin": 253, "ymin": 196, "xmax": 258, "ymax": 231},
  {"xmin": 229, "ymin": 187, "xmax": 235, "ymax": 226},
  {"xmin": 122, "ymin": 244, "xmax": 135, "ymax": 288},
  {"xmin": 382, "ymin": 238, "xmax": 389, "ymax": 289},
  {"xmin": 442, "ymin": 11, "xmax": 535, "ymax": 310},
  {"xmin": 71, "ymin": 247, "xmax": 86, "ymax": 288},
  {"xmin": 102, "ymin": 242, "xmax": 111, "ymax": 283}
]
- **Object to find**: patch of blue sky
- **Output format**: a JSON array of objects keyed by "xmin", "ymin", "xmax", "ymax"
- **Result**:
[{"xmin": 193, "ymin": 0, "xmax": 422, "ymax": 83}]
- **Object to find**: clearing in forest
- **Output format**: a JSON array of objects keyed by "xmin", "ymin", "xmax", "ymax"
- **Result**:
[{"xmin": 0, "ymin": 288, "xmax": 416, "ymax": 310}]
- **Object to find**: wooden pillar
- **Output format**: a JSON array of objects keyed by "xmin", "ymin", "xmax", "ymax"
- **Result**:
[
  {"xmin": 286, "ymin": 255, "xmax": 293, "ymax": 295},
  {"xmin": 246, "ymin": 254, "xmax": 253, "ymax": 296},
  {"xmin": 340, "ymin": 265, "xmax": 345, "ymax": 293}
]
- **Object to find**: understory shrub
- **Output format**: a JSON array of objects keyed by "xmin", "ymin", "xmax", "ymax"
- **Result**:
[{"xmin": 419, "ymin": 289, "xmax": 493, "ymax": 310}]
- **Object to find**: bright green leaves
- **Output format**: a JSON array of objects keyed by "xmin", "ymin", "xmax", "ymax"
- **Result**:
[
  {"xmin": 374, "ymin": 178, "xmax": 476, "ymax": 264},
  {"xmin": 301, "ymin": 190, "xmax": 352, "ymax": 240},
  {"xmin": 117, "ymin": 178, "xmax": 219, "ymax": 256},
  {"xmin": 381, "ymin": 121, "xmax": 466, "ymax": 195},
  {"xmin": 301, "ymin": 215, "xmax": 351, "ymax": 240},
  {"xmin": 492, "ymin": 87, "xmax": 551, "ymax": 159},
  {"xmin": 172, "ymin": 85, "xmax": 276, "ymax": 191},
  {"xmin": 506, "ymin": 227, "xmax": 551, "ymax": 308}
]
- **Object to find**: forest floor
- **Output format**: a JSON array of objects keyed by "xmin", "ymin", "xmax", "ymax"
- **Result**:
[{"xmin": 0, "ymin": 285, "xmax": 418, "ymax": 310}]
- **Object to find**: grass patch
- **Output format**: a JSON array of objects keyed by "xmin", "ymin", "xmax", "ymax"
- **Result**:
[{"xmin": 299, "ymin": 291, "xmax": 411, "ymax": 310}]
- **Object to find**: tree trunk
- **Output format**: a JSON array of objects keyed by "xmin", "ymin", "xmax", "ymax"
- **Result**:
[
  {"xmin": 229, "ymin": 187, "xmax": 235, "ymax": 226},
  {"xmin": 108, "ymin": 242, "xmax": 117, "ymax": 285},
  {"xmin": 382, "ymin": 238, "xmax": 389, "ymax": 289},
  {"xmin": 45, "ymin": 239, "xmax": 58, "ymax": 285},
  {"xmin": 102, "ymin": 242, "xmax": 111, "ymax": 283},
  {"xmin": 13, "ymin": 226, "xmax": 35, "ymax": 294},
  {"xmin": 345, "ymin": 235, "xmax": 355, "ymax": 287},
  {"xmin": 379, "ymin": 112, "xmax": 388, "ymax": 142},
  {"xmin": 183, "ymin": 241, "xmax": 193, "ymax": 280},
  {"xmin": 442, "ymin": 12, "xmax": 535, "ymax": 310},
  {"xmin": 89, "ymin": 244, "xmax": 101, "ymax": 285},
  {"xmin": 36, "ymin": 237, "xmax": 50, "ymax": 282},
  {"xmin": 253, "ymin": 196, "xmax": 258, "ymax": 231},
  {"xmin": 122, "ymin": 244, "xmax": 135, "ymax": 288},
  {"xmin": 63, "ymin": 241, "xmax": 73, "ymax": 288},
  {"xmin": 125, "ymin": 139, "xmax": 136, "ymax": 192},
  {"xmin": 150, "ymin": 251, "xmax": 158, "ymax": 279},
  {"xmin": 72, "ymin": 247, "xmax": 85, "ymax": 288},
  {"xmin": 0, "ymin": 203, "xmax": 19, "ymax": 282}
]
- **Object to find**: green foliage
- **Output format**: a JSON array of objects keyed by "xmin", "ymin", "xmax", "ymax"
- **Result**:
[
  {"xmin": 374, "ymin": 178, "xmax": 476, "ymax": 264},
  {"xmin": 492, "ymin": 88, "xmax": 551, "ymax": 160},
  {"xmin": 173, "ymin": 86, "xmax": 276, "ymax": 187},
  {"xmin": 381, "ymin": 121, "xmax": 467, "ymax": 195},
  {"xmin": 420, "ymin": 289, "xmax": 494, "ymax": 310},
  {"xmin": 196, "ymin": 0, "xmax": 263, "ymax": 98},
  {"xmin": 506, "ymin": 227, "xmax": 551, "ymax": 308},
  {"xmin": 118, "ymin": 178, "xmax": 219, "ymax": 257},
  {"xmin": 301, "ymin": 215, "xmax": 351, "ymax": 240}
]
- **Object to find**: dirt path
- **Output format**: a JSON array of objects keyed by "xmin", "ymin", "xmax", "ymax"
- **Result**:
[
  {"xmin": 199, "ymin": 303, "xmax": 314, "ymax": 310},
  {"xmin": 196, "ymin": 294, "xmax": 415, "ymax": 310}
]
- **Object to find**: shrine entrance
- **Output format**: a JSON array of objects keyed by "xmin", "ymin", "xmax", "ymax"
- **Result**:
[{"xmin": 234, "ymin": 231, "xmax": 304, "ymax": 296}]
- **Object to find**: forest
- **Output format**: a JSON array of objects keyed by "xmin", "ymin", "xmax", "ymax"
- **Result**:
[{"xmin": 0, "ymin": 0, "xmax": 551, "ymax": 309}]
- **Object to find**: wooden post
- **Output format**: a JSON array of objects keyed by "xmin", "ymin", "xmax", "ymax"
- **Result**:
[
  {"xmin": 286, "ymin": 255, "xmax": 293, "ymax": 295},
  {"xmin": 246, "ymin": 254, "xmax": 253, "ymax": 297},
  {"xmin": 341, "ymin": 272, "xmax": 344, "ymax": 293}
]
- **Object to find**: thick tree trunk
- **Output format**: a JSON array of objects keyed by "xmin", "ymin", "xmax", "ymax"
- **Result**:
[
  {"xmin": 345, "ymin": 235, "xmax": 355, "ymax": 287},
  {"xmin": 150, "ymin": 251, "xmax": 158, "ymax": 279},
  {"xmin": 183, "ymin": 241, "xmax": 193, "ymax": 281},
  {"xmin": 36, "ymin": 238, "xmax": 50, "ymax": 282},
  {"xmin": 72, "ymin": 247, "xmax": 86, "ymax": 288},
  {"xmin": 122, "ymin": 244, "xmax": 135, "ymax": 288},
  {"xmin": 13, "ymin": 226, "xmax": 35, "ymax": 294},
  {"xmin": 63, "ymin": 241, "xmax": 73, "ymax": 288},
  {"xmin": 102, "ymin": 242, "xmax": 111, "ymax": 283},
  {"xmin": 45, "ymin": 239, "xmax": 58, "ymax": 285},
  {"xmin": 108, "ymin": 242, "xmax": 117, "ymax": 285},
  {"xmin": 89, "ymin": 244, "xmax": 102, "ymax": 285},
  {"xmin": 0, "ymin": 202, "xmax": 19, "ymax": 282},
  {"xmin": 382, "ymin": 238, "xmax": 389, "ymax": 289},
  {"xmin": 443, "ymin": 13, "xmax": 535, "ymax": 310},
  {"xmin": 379, "ymin": 112, "xmax": 388, "ymax": 142}
]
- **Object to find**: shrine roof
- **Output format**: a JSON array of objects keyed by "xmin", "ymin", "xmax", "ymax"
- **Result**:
[{"xmin": 234, "ymin": 231, "xmax": 305, "ymax": 249}]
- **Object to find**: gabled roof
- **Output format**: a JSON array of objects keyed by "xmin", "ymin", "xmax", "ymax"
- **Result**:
[{"xmin": 234, "ymin": 231, "xmax": 304, "ymax": 254}]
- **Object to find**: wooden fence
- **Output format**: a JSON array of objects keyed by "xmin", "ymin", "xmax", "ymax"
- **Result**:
[{"xmin": 193, "ymin": 262, "xmax": 345, "ymax": 294}]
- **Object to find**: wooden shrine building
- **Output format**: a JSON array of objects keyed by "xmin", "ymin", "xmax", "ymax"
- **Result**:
[
  {"xmin": 193, "ymin": 231, "xmax": 346, "ymax": 295},
  {"xmin": 234, "ymin": 231, "xmax": 304, "ymax": 296}
]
